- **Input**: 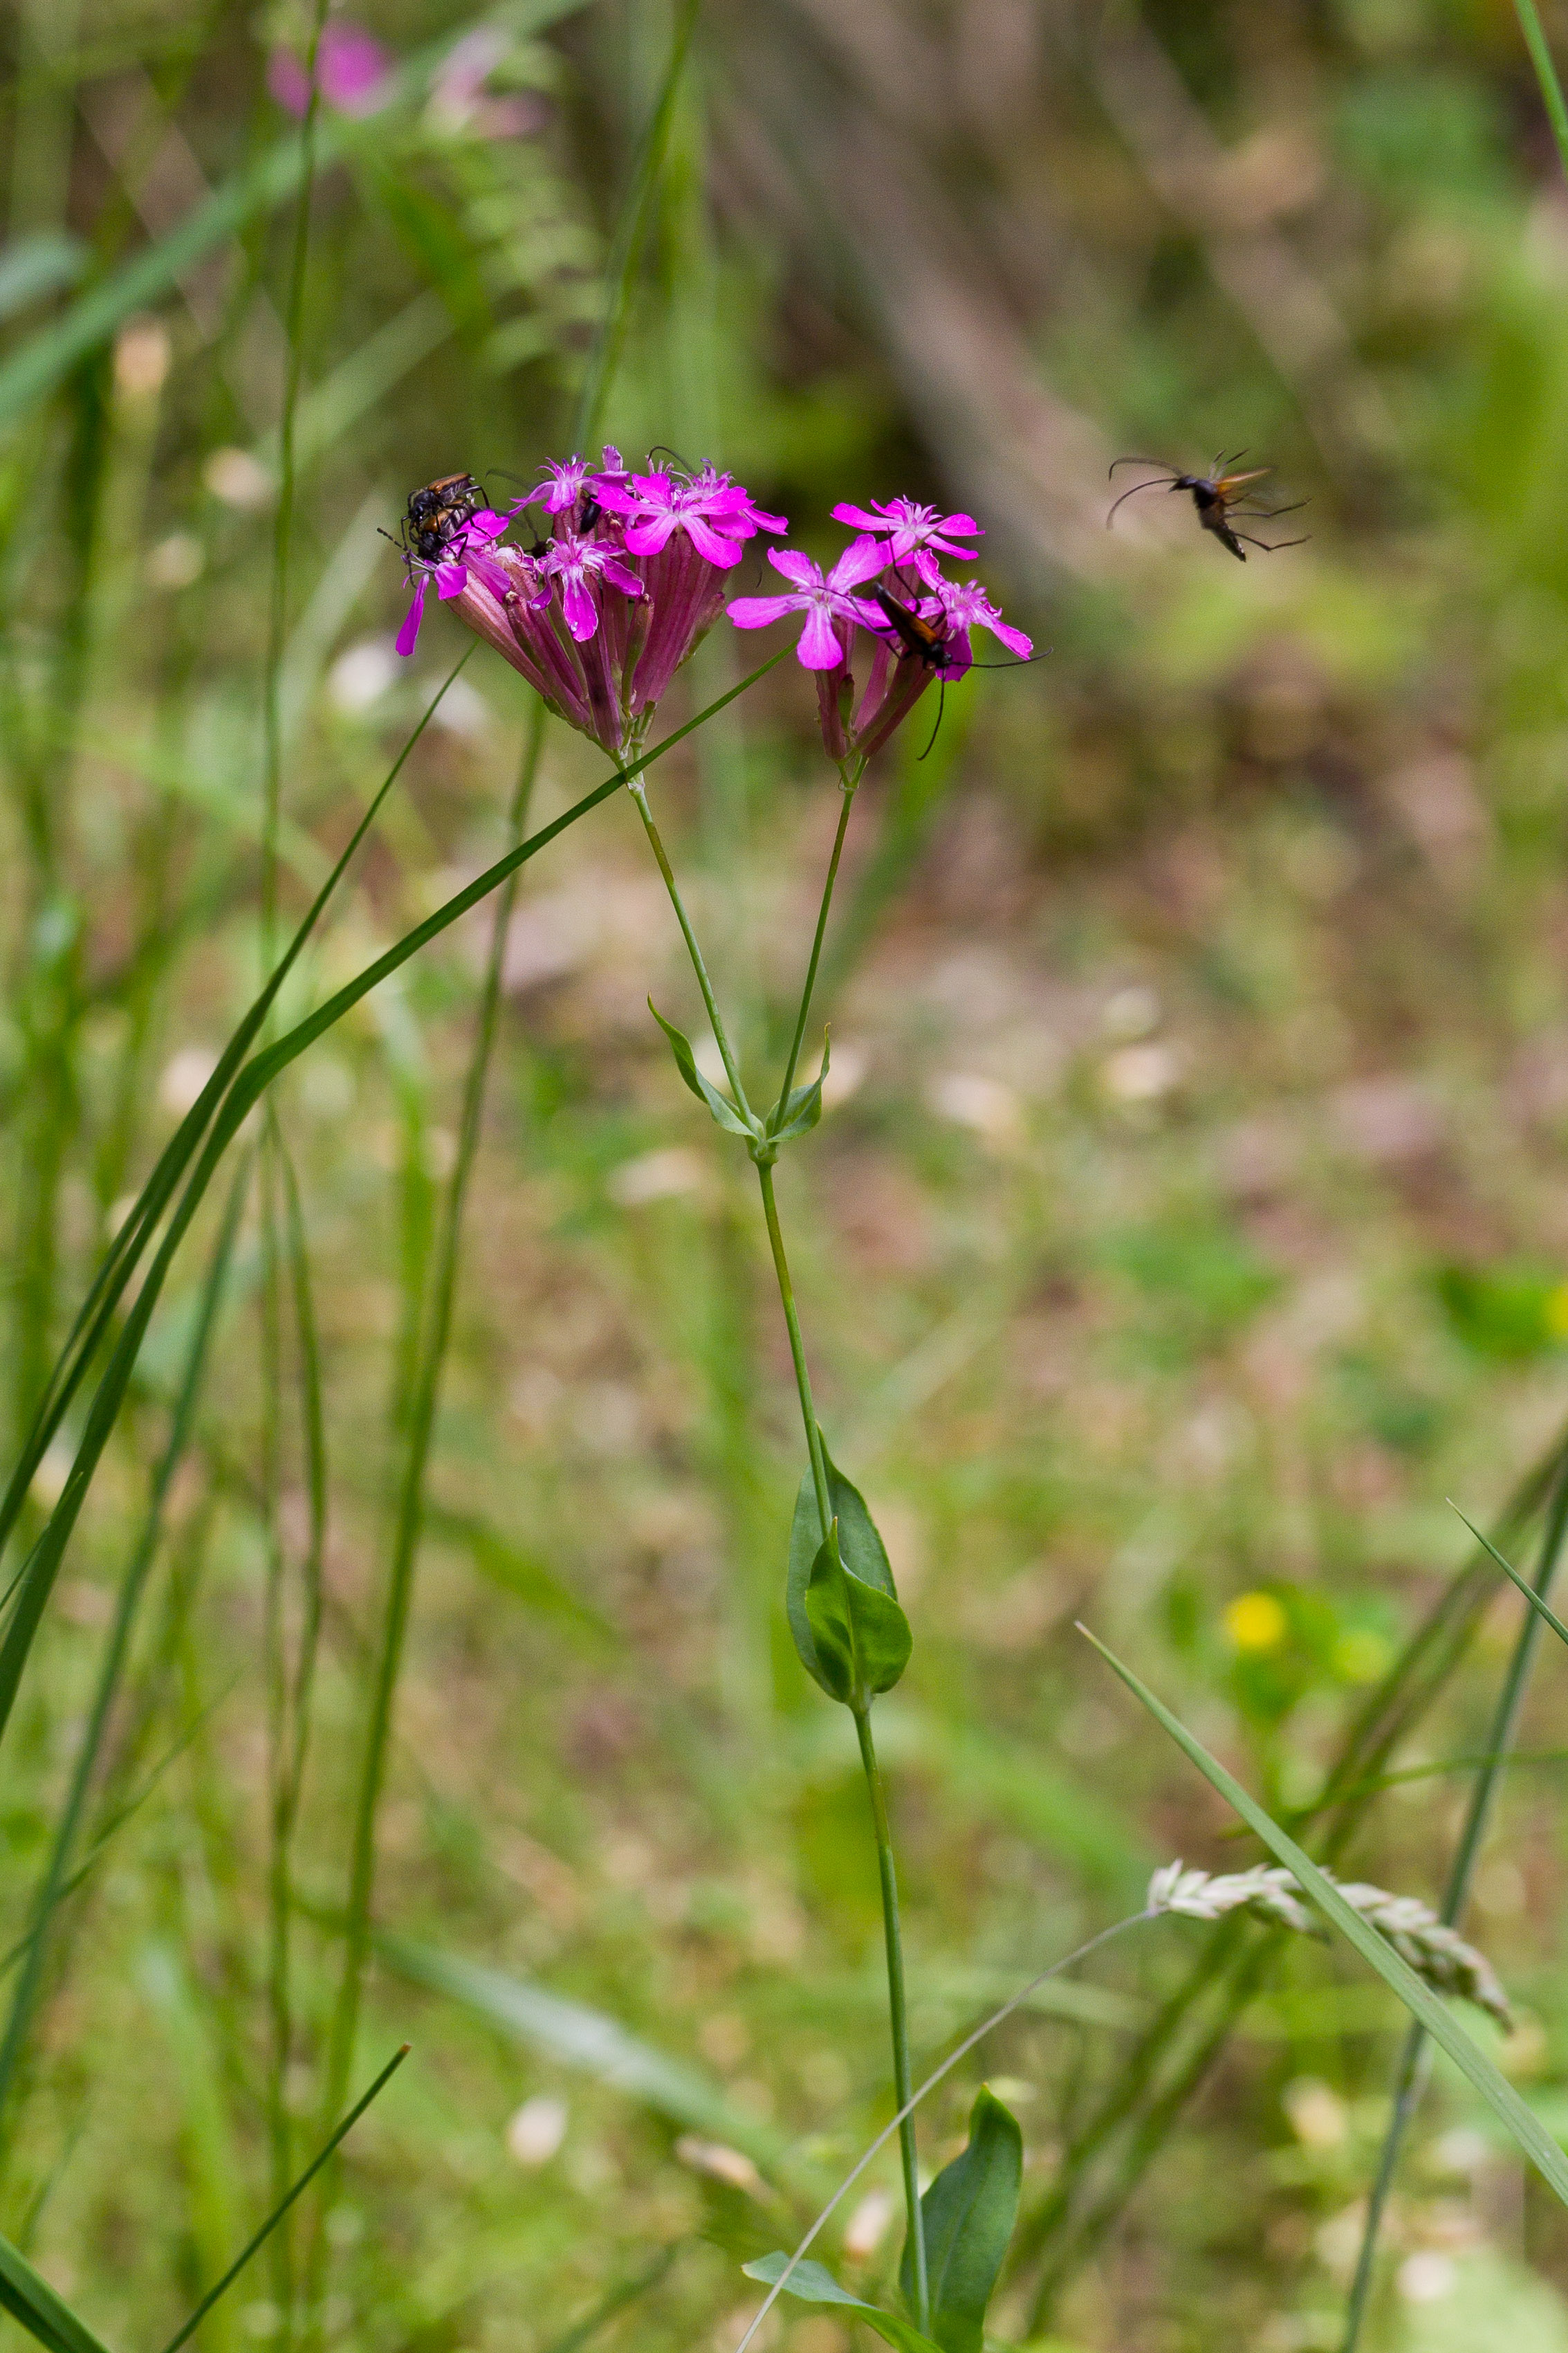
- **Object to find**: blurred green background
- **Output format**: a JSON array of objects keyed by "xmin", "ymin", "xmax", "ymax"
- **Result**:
[{"xmin": 12, "ymin": 1, "xmax": 1568, "ymax": 2349}]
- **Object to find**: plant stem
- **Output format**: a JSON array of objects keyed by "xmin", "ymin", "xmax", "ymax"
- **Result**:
[
  {"xmin": 777, "ymin": 770, "xmax": 860, "ymax": 1109},
  {"xmin": 755, "ymin": 1160, "xmax": 831, "ymax": 1536},
  {"xmin": 629, "ymin": 773, "xmax": 754, "ymax": 1119},
  {"xmin": 854, "ymin": 1701, "xmax": 930, "ymax": 2333},
  {"xmin": 1514, "ymin": 0, "xmax": 1568, "ymax": 185}
]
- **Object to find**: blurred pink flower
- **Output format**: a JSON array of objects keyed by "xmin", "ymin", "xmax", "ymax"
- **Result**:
[
  {"xmin": 269, "ymin": 22, "xmax": 393, "ymax": 119},
  {"xmin": 829, "ymin": 495, "xmax": 981, "ymax": 586},
  {"xmin": 428, "ymin": 26, "xmax": 548, "ymax": 139}
]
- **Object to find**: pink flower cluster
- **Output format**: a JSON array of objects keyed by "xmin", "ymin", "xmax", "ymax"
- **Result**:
[
  {"xmin": 394, "ymin": 452, "xmax": 785, "ymax": 755},
  {"xmin": 390, "ymin": 459, "xmax": 1030, "ymax": 767},
  {"xmin": 727, "ymin": 497, "xmax": 1031, "ymax": 763}
]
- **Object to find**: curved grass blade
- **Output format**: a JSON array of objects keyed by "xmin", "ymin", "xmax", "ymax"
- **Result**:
[
  {"xmin": 572, "ymin": 0, "xmax": 701, "ymax": 447},
  {"xmin": 379, "ymin": 1936, "xmax": 802, "ymax": 2181},
  {"xmin": 0, "ymin": 2231, "xmax": 115, "ymax": 2353},
  {"xmin": 1079, "ymin": 1626, "xmax": 1568, "ymax": 2206},
  {"xmin": 320, "ymin": 702, "xmax": 544, "ymax": 2154},
  {"xmin": 0, "ymin": 1154, "xmax": 250, "ymax": 2119},
  {"xmin": 156, "ymin": 2044, "xmax": 409, "ymax": 2353},
  {"xmin": 1340, "ymin": 1478, "xmax": 1568, "ymax": 2353},
  {"xmin": 0, "ymin": 659, "xmax": 783, "ymax": 1760},
  {"xmin": 1018, "ymin": 1415, "xmax": 1568, "ymax": 2318},
  {"xmin": 1514, "ymin": 0, "xmax": 1568, "ymax": 185},
  {"xmin": 539, "ymin": 2243, "xmax": 685, "ymax": 2353},
  {"xmin": 0, "ymin": 652, "xmax": 474, "ymax": 1581}
]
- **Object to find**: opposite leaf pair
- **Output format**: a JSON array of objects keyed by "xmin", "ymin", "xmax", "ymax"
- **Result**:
[
  {"xmin": 648, "ymin": 1002, "xmax": 830, "ymax": 1167},
  {"xmin": 746, "ymin": 2087, "xmax": 1022, "ymax": 2353}
]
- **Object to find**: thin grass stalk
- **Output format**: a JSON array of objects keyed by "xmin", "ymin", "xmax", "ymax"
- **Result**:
[
  {"xmin": 0, "ymin": 663, "xmax": 781, "ymax": 1763},
  {"xmin": 1339, "ymin": 1451, "xmax": 1568, "ymax": 2352},
  {"xmin": 156, "ymin": 2047, "xmax": 409, "ymax": 2353},
  {"xmin": 1513, "ymin": 1, "xmax": 1568, "ymax": 183},
  {"xmin": 0, "ymin": 653, "xmax": 476, "ymax": 1582},
  {"xmin": 0, "ymin": 1151, "xmax": 250, "ymax": 2120},
  {"xmin": 573, "ymin": 0, "xmax": 703, "ymax": 449},
  {"xmin": 316, "ymin": 699, "xmax": 546, "ymax": 2174}
]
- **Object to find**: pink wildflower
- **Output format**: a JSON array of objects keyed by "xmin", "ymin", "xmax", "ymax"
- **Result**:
[
  {"xmin": 829, "ymin": 495, "xmax": 981, "ymax": 586},
  {"xmin": 428, "ymin": 26, "xmax": 548, "ymax": 138},
  {"xmin": 540, "ymin": 529, "xmax": 645, "ymax": 643},
  {"xmin": 599, "ymin": 466, "xmax": 786, "ymax": 569},
  {"xmin": 394, "ymin": 509, "xmax": 511, "ymax": 657},
  {"xmin": 727, "ymin": 540, "xmax": 887, "ymax": 670},
  {"xmin": 923, "ymin": 576, "xmax": 1033, "ymax": 675},
  {"xmin": 269, "ymin": 22, "xmax": 393, "ymax": 118}
]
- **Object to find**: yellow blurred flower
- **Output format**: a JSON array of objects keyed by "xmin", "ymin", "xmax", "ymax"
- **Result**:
[
  {"xmin": 1224, "ymin": 1590, "xmax": 1288, "ymax": 1653},
  {"xmin": 1545, "ymin": 1281, "xmax": 1568, "ymax": 1340}
]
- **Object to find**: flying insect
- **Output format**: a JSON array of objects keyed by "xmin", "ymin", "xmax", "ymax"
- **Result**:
[{"xmin": 1107, "ymin": 453, "xmax": 1307, "ymax": 561}]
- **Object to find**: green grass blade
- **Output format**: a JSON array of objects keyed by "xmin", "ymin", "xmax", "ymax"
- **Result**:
[
  {"xmin": 1340, "ymin": 1476, "xmax": 1568, "ymax": 2353},
  {"xmin": 320, "ymin": 702, "xmax": 544, "ymax": 2141},
  {"xmin": 378, "ymin": 1937, "xmax": 802, "ymax": 2179},
  {"xmin": 0, "ymin": 1153, "xmax": 250, "ymax": 2118},
  {"xmin": 0, "ymin": 2231, "xmax": 115, "ymax": 2353},
  {"xmin": 572, "ymin": 0, "xmax": 701, "ymax": 448},
  {"xmin": 155, "ymin": 2045, "xmax": 409, "ymax": 2353},
  {"xmin": 1079, "ymin": 1626, "xmax": 1568, "ymax": 2206},
  {"xmin": 0, "ymin": 653, "xmax": 472, "ymax": 1575},
  {"xmin": 1514, "ymin": 0, "xmax": 1568, "ymax": 185},
  {"xmin": 0, "ymin": 661, "xmax": 782, "ymax": 1762},
  {"xmin": 537, "ymin": 2246, "xmax": 685, "ymax": 2353}
]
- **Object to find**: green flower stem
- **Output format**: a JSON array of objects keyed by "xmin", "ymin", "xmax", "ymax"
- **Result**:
[
  {"xmin": 636, "ymin": 784, "xmax": 928, "ymax": 2328},
  {"xmin": 756, "ymin": 1171, "xmax": 927, "ymax": 2329},
  {"xmin": 755, "ymin": 1159, "xmax": 831, "ymax": 1537},
  {"xmin": 852, "ymin": 1699, "xmax": 930, "ymax": 2334},
  {"xmin": 629, "ymin": 772, "xmax": 755, "ymax": 1120},
  {"xmin": 777, "ymin": 760, "xmax": 863, "ymax": 1110}
]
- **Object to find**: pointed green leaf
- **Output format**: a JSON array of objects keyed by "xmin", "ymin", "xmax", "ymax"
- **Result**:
[
  {"xmin": 1080, "ymin": 1626, "xmax": 1568, "ymax": 2210},
  {"xmin": 898, "ymin": 2087, "xmax": 1022, "ymax": 2353},
  {"xmin": 0, "ymin": 2231, "xmax": 114, "ymax": 2353},
  {"xmin": 767, "ymin": 1033, "xmax": 831, "ymax": 1144},
  {"xmin": 787, "ymin": 1443, "xmax": 910, "ymax": 1699},
  {"xmin": 744, "ymin": 2254, "xmax": 945, "ymax": 2353},
  {"xmin": 647, "ymin": 1000, "xmax": 755, "ymax": 1139},
  {"xmin": 803, "ymin": 1527, "xmax": 857, "ymax": 1701}
]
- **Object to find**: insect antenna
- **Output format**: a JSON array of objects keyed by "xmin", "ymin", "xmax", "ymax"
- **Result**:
[
  {"xmin": 1109, "ymin": 457, "xmax": 1174, "ymax": 474},
  {"xmin": 647, "ymin": 443, "xmax": 695, "ymax": 475},
  {"xmin": 917, "ymin": 680, "xmax": 947, "ymax": 762},
  {"xmin": 1107, "ymin": 474, "xmax": 1179, "ymax": 526}
]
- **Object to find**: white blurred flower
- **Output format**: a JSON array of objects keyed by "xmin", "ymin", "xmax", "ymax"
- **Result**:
[{"xmin": 506, "ymin": 2094, "xmax": 568, "ymax": 2166}]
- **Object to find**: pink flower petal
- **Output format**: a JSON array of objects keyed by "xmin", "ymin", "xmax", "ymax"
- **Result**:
[
  {"xmin": 435, "ymin": 562, "xmax": 468, "ymax": 599},
  {"xmin": 685, "ymin": 515, "xmax": 744, "ymax": 566},
  {"xmin": 768, "ymin": 549, "xmax": 820, "ymax": 589},
  {"xmin": 831, "ymin": 502, "xmax": 884, "ymax": 532},
  {"xmin": 623, "ymin": 513, "xmax": 677, "ymax": 558},
  {"xmin": 829, "ymin": 536, "xmax": 887, "ymax": 592},
  {"xmin": 797, "ymin": 604, "xmax": 845, "ymax": 670},
  {"xmin": 937, "ymin": 634, "xmax": 973, "ymax": 682},
  {"xmin": 560, "ymin": 574, "xmax": 598, "ymax": 641},
  {"xmin": 726, "ymin": 594, "xmax": 802, "ymax": 628},
  {"xmin": 467, "ymin": 510, "xmax": 508, "ymax": 541},
  {"xmin": 749, "ymin": 505, "xmax": 789, "ymax": 533},
  {"xmin": 986, "ymin": 617, "xmax": 1033, "ymax": 659},
  {"xmin": 395, "ymin": 578, "xmax": 427, "ymax": 657},
  {"xmin": 599, "ymin": 553, "xmax": 645, "ymax": 598}
]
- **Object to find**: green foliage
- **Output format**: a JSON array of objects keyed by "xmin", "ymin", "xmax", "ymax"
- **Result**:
[
  {"xmin": 787, "ymin": 1445, "xmax": 910, "ymax": 1703},
  {"xmin": 898, "ymin": 2087, "xmax": 1022, "ymax": 2353},
  {"xmin": 1435, "ymin": 1263, "xmax": 1568, "ymax": 1360},
  {"xmin": 742, "ymin": 2254, "xmax": 943, "ymax": 2353}
]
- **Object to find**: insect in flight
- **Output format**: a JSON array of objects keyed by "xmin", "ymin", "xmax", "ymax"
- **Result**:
[{"xmin": 1106, "ymin": 452, "xmax": 1308, "ymax": 561}]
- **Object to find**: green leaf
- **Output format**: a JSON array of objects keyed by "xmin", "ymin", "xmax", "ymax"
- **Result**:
[
  {"xmin": 1080, "ymin": 1626, "xmax": 1568, "ymax": 2210},
  {"xmin": 648, "ymin": 1000, "xmax": 756, "ymax": 1139},
  {"xmin": 804, "ymin": 1528, "xmax": 857, "ymax": 1702},
  {"xmin": 767, "ymin": 1033, "xmax": 831, "ymax": 1143},
  {"xmin": 743, "ymin": 2254, "xmax": 945, "ymax": 2353},
  {"xmin": 1453, "ymin": 1508, "xmax": 1568, "ymax": 1652},
  {"xmin": 787, "ymin": 1443, "xmax": 910, "ymax": 1700},
  {"xmin": 899, "ymin": 2087, "xmax": 1022, "ymax": 2353},
  {"xmin": 0, "ymin": 235, "xmax": 84, "ymax": 324},
  {"xmin": 0, "ymin": 2233, "xmax": 114, "ymax": 2353}
]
